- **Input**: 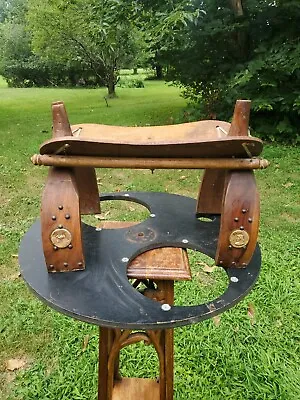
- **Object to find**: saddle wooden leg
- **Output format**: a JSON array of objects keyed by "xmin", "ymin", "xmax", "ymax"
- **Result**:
[
  {"xmin": 41, "ymin": 167, "xmax": 85, "ymax": 272},
  {"xmin": 196, "ymin": 169, "xmax": 227, "ymax": 214},
  {"xmin": 74, "ymin": 167, "xmax": 100, "ymax": 215},
  {"xmin": 215, "ymin": 170, "xmax": 260, "ymax": 268}
]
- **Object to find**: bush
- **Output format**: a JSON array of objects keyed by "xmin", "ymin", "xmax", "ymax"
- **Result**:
[{"xmin": 117, "ymin": 77, "xmax": 145, "ymax": 88}]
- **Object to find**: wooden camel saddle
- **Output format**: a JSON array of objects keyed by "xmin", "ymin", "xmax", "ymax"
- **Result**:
[{"xmin": 32, "ymin": 99, "xmax": 269, "ymax": 273}]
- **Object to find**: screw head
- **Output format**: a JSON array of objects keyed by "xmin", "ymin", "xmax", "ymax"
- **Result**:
[
  {"xmin": 234, "ymin": 217, "xmax": 239, "ymax": 222},
  {"xmin": 49, "ymin": 264, "xmax": 54, "ymax": 270},
  {"xmin": 150, "ymin": 213, "xmax": 156, "ymax": 218},
  {"xmin": 182, "ymin": 239, "xmax": 189, "ymax": 244},
  {"xmin": 122, "ymin": 257, "xmax": 129, "ymax": 263},
  {"xmin": 68, "ymin": 244, "xmax": 73, "ymax": 249},
  {"xmin": 240, "ymin": 226, "xmax": 244, "ymax": 230},
  {"xmin": 228, "ymin": 245, "xmax": 233, "ymax": 249},
  {"xmin": 58, "ymin": 205, "xmax": 63, "ymax": 210},
  {"xmin": 242, "ymin": 209, "xmax": 247, "ymax": 214},
  {"xmin": 161, "ymin": 304, "xmax": 171, "ymax": 311},
  {"xmin": 63, "ymin": 262, "xmax": 68, "ymax": 267},
  {"xmin": 230, "ymin": 276, "xmax": 239, "ymax": 283},
  {"xmin": 52, "ymin": 215, "xmax": 56, "ymax": 221},
  {"xmin": 65, "ymin": 214, "xmax": 70, "ymax": 219},
  {"xmin": 78, "ymin": 262, "xmax": 83, "ymax": 267},
  {"xmin": 248, "ymin": 218, "xmax": 253, "ymax": 223},
  {"xmin": 231, "ymin": 261, "xmax": 236, "ymax": 266},
  {"xmin": 58, "ymin": 224, "xmax": 63, "ymax": 229},
  {"xmin": 53, "ymin": 246, "xmax": 58, "ymax": 251}
]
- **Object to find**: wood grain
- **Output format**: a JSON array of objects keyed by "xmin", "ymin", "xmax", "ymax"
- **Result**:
[
  {"xmin": 41, "ymin": 167, "xmax": 85, "ymax": 272},
  {"xmin": 196, "ymin": 170, "xmax": 227, "ymax": 214},
  {"xmin": 32, "ymin": 154, "xmax": 269, "ymax": 170},
  {"xmin": 74, "ymin": 167, "xmax": 100, "ymax": 214},
  {"xmin": 112, "ymin": 378, "xmax": 160, "ymax": 400},
  {"xmin": 215, "ymin": 170, "xmax": 260, "ymax": 268}
]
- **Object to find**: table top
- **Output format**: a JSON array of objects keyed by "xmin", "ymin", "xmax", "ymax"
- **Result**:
[{"xmin": 19, "ymin": 192, "xmax": 261, "ymax": 329}]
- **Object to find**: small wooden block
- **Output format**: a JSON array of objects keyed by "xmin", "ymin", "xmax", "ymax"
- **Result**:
[
  {"xmin": 112, "ymin": 378, "xmax": 159, "ymax": 400},
  {"xmin": 100, "ymin": 221, "xmax": 192, "ymax": 281},
  {"xmin": 128, "ymin": 247, "xmax": 191, "ymax": 281}
]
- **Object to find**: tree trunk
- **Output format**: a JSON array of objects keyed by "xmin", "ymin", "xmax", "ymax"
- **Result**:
[
  {"xmin": 133, "ymin": 67, "xmax": 138, "ymax": 75},
  {"xmin": 107, "ymin": 80, "xmax": 116, "ymax": 98},
  {"xmin": 230, "ymin": 0, "xmax": 244, "ymax": 17},
  {"xmin": 155, "ymin": 64, "xmax": 163, "ymax": 79},
  {"xmin": 229, "ymin": 0, "xmax": 249, "ymax": 60},
  {"xmin": 106, "ymin": 69, "xmax": 117, "ymax": 98}
]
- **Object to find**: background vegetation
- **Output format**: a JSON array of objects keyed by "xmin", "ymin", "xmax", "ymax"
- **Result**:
[
  {"xmin": 0, "ymin": 0, "xmax": 300, "ymax": 141},
  {"xmin": 0, "ymin": 79, "xmax": 299, "ymax": 400},
  {"xmin": 0, "ymin": 0, "xmax": 299, "ymax": 398}
]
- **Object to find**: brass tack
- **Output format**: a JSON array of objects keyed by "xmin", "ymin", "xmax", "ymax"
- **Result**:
[
  {"xmin": 64, "ymin": 262, "xmax": 68, "ymax": 267},
  {"xmin": 58, "ymin": 205, "xmax": 63, "ymax": 210},
  {"xmin": 243, "ymin": 245, "xmax": 247, "ymax": 250},
  {"xmin": 219, "ymin": 260, "xmax": 223, "ymax": 265},
  {"xmin": 65, "ymin": 214, "xmax": 70, "ymax": 219},
  {"xmin": 52, "ymin": 216, "xmax": 56, "ymax": 220},
  {"xmin": 53, "ymin": 246, "xmax": 58, "ymax": 251},
  {"xmin": 234, "ymin": 217, "xmax": 239, "ymax": 222},
  {"xmin": 58, "ymin": 224, "xmax": 63, "ymax": 229},
  {"xmin": 49, "ymin": 264, "xmax": 54, "ymax": 269},
  {"xmin": 78, "ymin": 262, "xmax": 83, "ymax": 267},
  {"xmin": 242, "ymin": 263, "xmax": 247, "ymax": 267},
  {"xmin": 240, "ymin": 226, "xmax": 244, "ymax": 230},
  {"xmin": 228, "ymin": 245, "xmax": 233, "ymax": 249},
  {"xmin": 248, "ymin": 218, "xmax": 253, "ymax": 223},
  {"xmin": 231, "ymin": 261, "xmax": 236, "ymax": 266},
  {"xmin": 242, "ymin": 209, "xmax": 247, "ymax": 214},
  {"xmin": 68, "ymin": 244, "xmax": 73, "ymax": 249}
]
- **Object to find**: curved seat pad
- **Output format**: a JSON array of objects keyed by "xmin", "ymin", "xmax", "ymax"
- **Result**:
[{"xmin": 40, "ymin": 121, "xmax": 263, "ymax": 158}]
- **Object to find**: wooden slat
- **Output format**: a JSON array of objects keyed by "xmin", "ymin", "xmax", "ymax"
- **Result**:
[{"xmin": 112, "ymin": 378, "xmax": 160, "ymax": 400}]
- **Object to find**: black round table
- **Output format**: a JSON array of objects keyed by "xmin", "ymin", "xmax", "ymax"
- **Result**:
[{"xmin": 19, "ymin": 192, "xmax": 261, "ymax": 330}]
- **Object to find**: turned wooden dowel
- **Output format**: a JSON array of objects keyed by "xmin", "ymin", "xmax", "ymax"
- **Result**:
[{"xmin": 31, "ymin": 154, "xmax": 270, "ymax": 170}]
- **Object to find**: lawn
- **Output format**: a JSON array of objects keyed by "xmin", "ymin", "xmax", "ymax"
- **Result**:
[{"xmin": 0, "ymin": 80, "xmax": 299, "ymax": 400}]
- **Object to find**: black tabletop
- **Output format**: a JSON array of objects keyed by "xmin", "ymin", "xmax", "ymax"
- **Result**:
[{"xmin": 19, "ymin": 192, "xmax": 261, "ymax": 329}]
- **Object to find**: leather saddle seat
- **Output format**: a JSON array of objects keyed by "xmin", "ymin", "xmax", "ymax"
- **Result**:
[{"xmin": 40, "ymin": 120, "xmax": 263, "ymax": 158}]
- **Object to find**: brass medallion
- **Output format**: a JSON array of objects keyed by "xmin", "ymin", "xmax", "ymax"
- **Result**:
[
  {"xmin": 229, "ymin": 229, "xmax": 250, "ymax": 249},
  {"xmin": 50, "ymin": 228, "xmax": 72, "ymax": 249}
]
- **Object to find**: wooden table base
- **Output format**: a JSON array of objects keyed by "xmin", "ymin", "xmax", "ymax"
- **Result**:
[{"xmin": 98, "ymin": 281, "xmax": 174, "ymax": 400}]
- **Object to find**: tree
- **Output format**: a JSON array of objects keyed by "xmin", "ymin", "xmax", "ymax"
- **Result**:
[
  {"xmin": 158, "ymin": 0, "xmax": 300, "ymax": 142},
  {"xmin": 27, "ymin": 0, "xmax": 138, "ymax": 97},
  {"xmin": 136, "ymin": 0, "xmax": 201, "ymax": 79}
]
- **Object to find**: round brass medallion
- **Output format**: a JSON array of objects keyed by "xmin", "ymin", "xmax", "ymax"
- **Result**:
[
  {"xmin": 50, "ymin": 228, "xmax": 72, "ymax": 249},
  {"xmin": 229, "ymin": 229, "xmax": 250, "ymax": 249}
]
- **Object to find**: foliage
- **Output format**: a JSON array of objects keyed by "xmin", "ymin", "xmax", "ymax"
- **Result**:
[
  {"xmin": 159, "ymin": 0, "xmax": 300, "ymax": 142},
  {"xmin": 117, "ymin": 77, "xmax": 144, "ymax": 88},
  {"xmin": 27, "ymin": 0, "xmax": 140, "ymax": 96},
  {"xmin": 135, "ymin": 0, "xmax": 201, "ymax": 79},
  {"xmin": 0, "ymin": 83, "xmax": 300, "ymax": 399}
]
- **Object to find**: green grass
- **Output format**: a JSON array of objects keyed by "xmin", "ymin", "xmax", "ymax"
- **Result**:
[{"xmin": 0, "ymin": 81, "xmax": 299, "ymax": 399}]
